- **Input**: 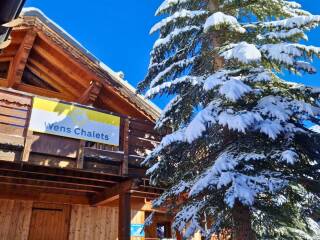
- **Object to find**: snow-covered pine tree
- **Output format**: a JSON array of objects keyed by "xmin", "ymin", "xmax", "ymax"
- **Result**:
[{"xmin": 138, "ymin": 0, "xmax": 320, "ymax": 239}]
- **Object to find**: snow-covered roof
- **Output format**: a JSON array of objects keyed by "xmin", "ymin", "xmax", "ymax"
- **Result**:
[{"xmin": 20, "ymin": 7, "xmax": 161, "ymax": 120}]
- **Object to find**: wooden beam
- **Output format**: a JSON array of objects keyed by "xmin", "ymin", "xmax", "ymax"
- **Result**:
[
  {"xmin": 0, "ymin": 168, "xmax": 113, "ymax": 189},
  {"xmin": 7, "ymin": 30, "xmax": 37, "ymax": 87},
  {"xmin": 90, "ymin": 179, "xmax": 136, "ymax": 206},
  {"xmin": 26, "ymin": 60, "xmax": 79, "ymax": 97},
  {"xmin": 32, "ymin": 40, "xmax": 91, "ymax": 89},
  {"xmin": 15, "ymin": 83, "xmax": 75, "ymax": 101},
  {"xmin": 0, "ymin": 160, "xmax": 126, "ymax": 184},
  {"xmin": 29, "ymin": 47, "xmax": 87, "ymax": 91},
  {"xmin": 36, "ymin": 32, "xmax": 99, "ymax": 81},
  {"xmin": 118, "ymin": 192, "xmax": 131, "ymax": 240},
  {"xmin": 0, "ymin": 183, "xmax": 91, "ymax": 203},
  {"xmin": 0, "ymin": 175, "xmax": 102, "ymax": 193},
  {"xmin": 78, "ymin": 80, "xmax": 102, "ymax": 105}
]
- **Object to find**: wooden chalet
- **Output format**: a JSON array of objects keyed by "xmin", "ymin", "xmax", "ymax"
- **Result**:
[{"xmin": 0, "ymin": 7, "xmax": 180, "ymax": 240}]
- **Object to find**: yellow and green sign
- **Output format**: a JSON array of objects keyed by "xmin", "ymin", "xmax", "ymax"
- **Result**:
[{"xmin": 29, "ymin": 97, "xmax": 120, "ymax": 146}]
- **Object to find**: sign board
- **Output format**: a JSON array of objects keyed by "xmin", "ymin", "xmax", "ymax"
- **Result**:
[
  {"xmin": 29, "ymin": 97, "xmax": 120, "ymax": 146},
  {"xmin": 130, "ymin": 224, "xmax": 144, "ymax": 237}
]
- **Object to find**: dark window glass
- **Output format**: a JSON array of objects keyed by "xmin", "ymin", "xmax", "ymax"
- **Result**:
[
  {"xmin": 0, "ymin": 61, "xmax": 10, "ymax": 79},
  {"xmin": 157, "ymin": 222, "xmax": 172, "ymax": 239},
  {"xmin": 22, "ymin": 68, "xmax": 59, "ymax": 92}
]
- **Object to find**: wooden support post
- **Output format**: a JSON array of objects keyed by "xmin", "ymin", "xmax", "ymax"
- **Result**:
[
  {"xmin": 76, "ymin": 140, "xmax": 85, "ymax": 169},
  {"xmin": 118, "ymin": 191, "xmax": 131, "ymax": 240},
  {"xmin": 21, "ymin": 97, "xmax": 34, "ymax": 162},
  {"xmin": 21, "ymin": 130, "xmax": 33, "ymax": 162},
  {"xmin": 78, "ymin": 80, "xmax": 102, "ymax": 105},
  {"xmin": 121, "ymin": 118, "xmax": 130, "ymax": 175}
]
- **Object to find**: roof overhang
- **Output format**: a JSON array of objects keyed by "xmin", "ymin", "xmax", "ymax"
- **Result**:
[{"xmin": 18, "ymin": 7, "xmax": 161, "ymax": 121}]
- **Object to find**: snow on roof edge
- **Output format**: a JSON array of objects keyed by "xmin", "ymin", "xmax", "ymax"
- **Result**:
[{"xmin": 21, "ymin": 7, "xmax": 161, "ymax": 117}]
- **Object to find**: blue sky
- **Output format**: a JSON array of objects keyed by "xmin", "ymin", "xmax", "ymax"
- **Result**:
[{"xmin": 25, "ymin": 0, "xmax": 320, "ymax": 109}]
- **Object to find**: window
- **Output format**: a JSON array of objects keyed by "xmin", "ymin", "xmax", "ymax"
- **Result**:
[
  {"xmin": 0, "ymin": 61, "xmax": 10, "ymax": 79},
  {"xmin": 157, "ymin": 222, "xmax": 172, "ymax": 239}
]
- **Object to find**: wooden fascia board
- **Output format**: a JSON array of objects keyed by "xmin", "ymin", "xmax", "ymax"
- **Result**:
[
  {"xmin": 102, "ymin": 81, "xmax": 155, "ymax": 122},
  {"xmin": 7, "ymin": 29, "xmax": 36, "ymax": 87}
]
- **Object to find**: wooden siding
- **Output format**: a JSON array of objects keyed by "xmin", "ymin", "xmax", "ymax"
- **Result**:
[
  {"xmin": 0, "ymin": 88, "xmax": 160, "ymax": 179},
  {"xmin": 68, "ymin": 205, "xmax": 146, "ymax": 240},
  {"xmin": 69, "ymin": 205, "xmax": 119, "ymax": 240},
  {"xmin": 0, "ymin": 199, "xmax": 32, "ymax": 240}
]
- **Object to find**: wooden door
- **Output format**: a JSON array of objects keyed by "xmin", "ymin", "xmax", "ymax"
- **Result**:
[{"xmin": 28, "ymin": 203, "xmax": 70, "ymax": 240}]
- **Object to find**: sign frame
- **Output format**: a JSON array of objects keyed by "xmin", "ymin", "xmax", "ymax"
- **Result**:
[{"xmin": 28, "ymin": 97, "xmax": 121, "ymax": 146}]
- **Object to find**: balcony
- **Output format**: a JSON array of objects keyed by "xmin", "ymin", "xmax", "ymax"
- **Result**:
[{"xmin": 0, "ymin": 87, "xmax": 162, "ymax": 205}]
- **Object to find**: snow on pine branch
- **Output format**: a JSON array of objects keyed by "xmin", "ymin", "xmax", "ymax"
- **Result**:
[
  {"xmin": 188, "ymin": 151, "xmax": 287, "ymax": 207},
  {"xmin": 258, "ymin": 28, "xmax": 307, "ymax": 41},
  {"xmin": 152, "ymin": 180, "xmax": 191, "ymax": 208},
  {"xmin": 203, "ymin": 71, "xmax": 253, "ymax": 102},
  {"xmin": 218, "ymin": 110, "xmax": 263, "ymax": 133},
  {"xmin": 219, "ymin": 79, "xmax": 252, "ymax": 102},
  {"xmin": 150, "ymin": 57, "xmax": 196, "ymax": 88},
  {"xmin": 260, "ymin": 43, "xmax": 320, "ymax": 66},
  {"xmin": 204, "ymin": 12, "xmax": 246, "ymax": 33},
  {"xmin": 153, "ymin": 26, "xmax": 200, "ymax": 49},
  {"xmin": 220, "ymin": 42, "xmax": 262, "ymax": 64},
  {"xmin": 145, "ymin": 75, "xmax": 201, "ymax": 99},
  {"xmin": 155, "ymin": 0, "xmax": 191, "ymax": 16},
  {"xmin": 262, "ymin": 15, "xmax": 320, "ymax": 30},
  {"xmin": 150, "ymin": 9, "xmax": 207, "ymax": 34},
  {"xmin": 280, "ymin": 150, "xmax": 299, "ymax": 165}
]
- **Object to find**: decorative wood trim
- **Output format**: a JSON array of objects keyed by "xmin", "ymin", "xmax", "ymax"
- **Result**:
[
  {"xmin": 7, "ymin": 30, "xmax": 37, "ymax": 88},
  {"xmin": 78, "ymin": 80, "xmax": 102, "ymax": 105}
]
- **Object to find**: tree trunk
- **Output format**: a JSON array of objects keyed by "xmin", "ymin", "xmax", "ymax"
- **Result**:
[
  {"xmin": 232, "ymin": 201, "xmax": 256, "ymax": 240},
  {"xmin": 207, "ymin": 2, "xmax": 255, "ymax": 239},
  {"xmin": 208, "ymin": 0, "xmax": 224, "ymax": 70}
]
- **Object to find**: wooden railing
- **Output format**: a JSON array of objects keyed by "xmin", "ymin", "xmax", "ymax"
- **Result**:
[{"xmin": 0, "ymin": 88, "xmax": 160, "ymax": 177}]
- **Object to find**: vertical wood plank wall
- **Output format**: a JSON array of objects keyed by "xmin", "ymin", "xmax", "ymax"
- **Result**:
[
  {"xmin": 69, "ymin": 205, "xmax": 119, "ymax": 240},
  {"xmin": 69, "ymin": 205, "xmax": 145, "ymax": 240},
  {"xmin": 0, "ymin": 199, "xmax": 33, "ymax": 240}
]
